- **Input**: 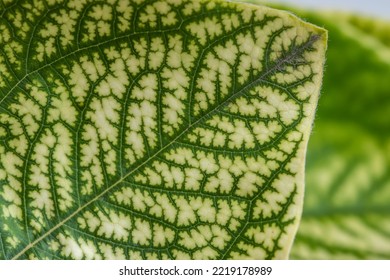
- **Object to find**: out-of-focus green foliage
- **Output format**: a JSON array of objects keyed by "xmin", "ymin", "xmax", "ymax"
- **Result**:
[
  {"xmin": 277, "ymin": 8, "xmax": 390, "ymax": 259},
  {"xmin": 347, "ymin": 15, "xmax": 390, "ymax": 48}
]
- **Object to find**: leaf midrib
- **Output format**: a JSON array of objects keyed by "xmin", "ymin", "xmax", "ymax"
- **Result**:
[{"xmin": 11, "ymin": 31, "xmax": 321, "ymax": 259}]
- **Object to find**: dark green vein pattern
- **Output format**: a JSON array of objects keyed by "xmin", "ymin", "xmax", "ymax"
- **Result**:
[{"xmin": 0, "ymin": 0, "xmax": 326, "ymax": 259}]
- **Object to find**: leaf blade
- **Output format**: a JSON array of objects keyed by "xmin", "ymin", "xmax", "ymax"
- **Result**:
[{"xmin": 0, "ymin": 0, "xmax": 326, "ymax": 259}]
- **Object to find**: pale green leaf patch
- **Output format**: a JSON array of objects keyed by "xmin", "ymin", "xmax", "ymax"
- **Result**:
[{"xmin": 0, "ymin": 0, "xmax": 326, "ymax": 259}]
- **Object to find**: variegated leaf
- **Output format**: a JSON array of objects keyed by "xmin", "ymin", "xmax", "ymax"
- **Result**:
[{"xmin": 0, "ymin": 0, "xmax": 326, "ymax": 259}]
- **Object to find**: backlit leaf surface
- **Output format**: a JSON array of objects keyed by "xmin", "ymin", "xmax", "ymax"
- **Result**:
[{"xmin": 0, "ymin": 0, "xmax": 326, "ymax": 259}]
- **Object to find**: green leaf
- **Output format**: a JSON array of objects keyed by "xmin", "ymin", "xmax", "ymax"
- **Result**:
[
  {"xmin": 0, "ymin": 0, "xmax": 326, "ymax": 259},
  {"xmin": 278, "ymin": 11, "xmax": 390, "ymax": 259}
]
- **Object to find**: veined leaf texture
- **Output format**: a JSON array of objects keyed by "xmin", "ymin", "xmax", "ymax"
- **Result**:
[{"xmin": 0, "ymin": 0, "xmax": 326, "ymax": 259}]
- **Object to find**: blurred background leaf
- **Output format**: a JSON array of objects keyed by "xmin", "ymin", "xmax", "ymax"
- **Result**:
[{"xmin": 243, "ymin": 0, "xmax": 390, "ymax": 259}]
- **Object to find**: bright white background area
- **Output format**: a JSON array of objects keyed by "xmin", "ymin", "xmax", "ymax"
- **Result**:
[{"xmin": 267, "ymin": 0, "xmax": 390, "ymax": 20}]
